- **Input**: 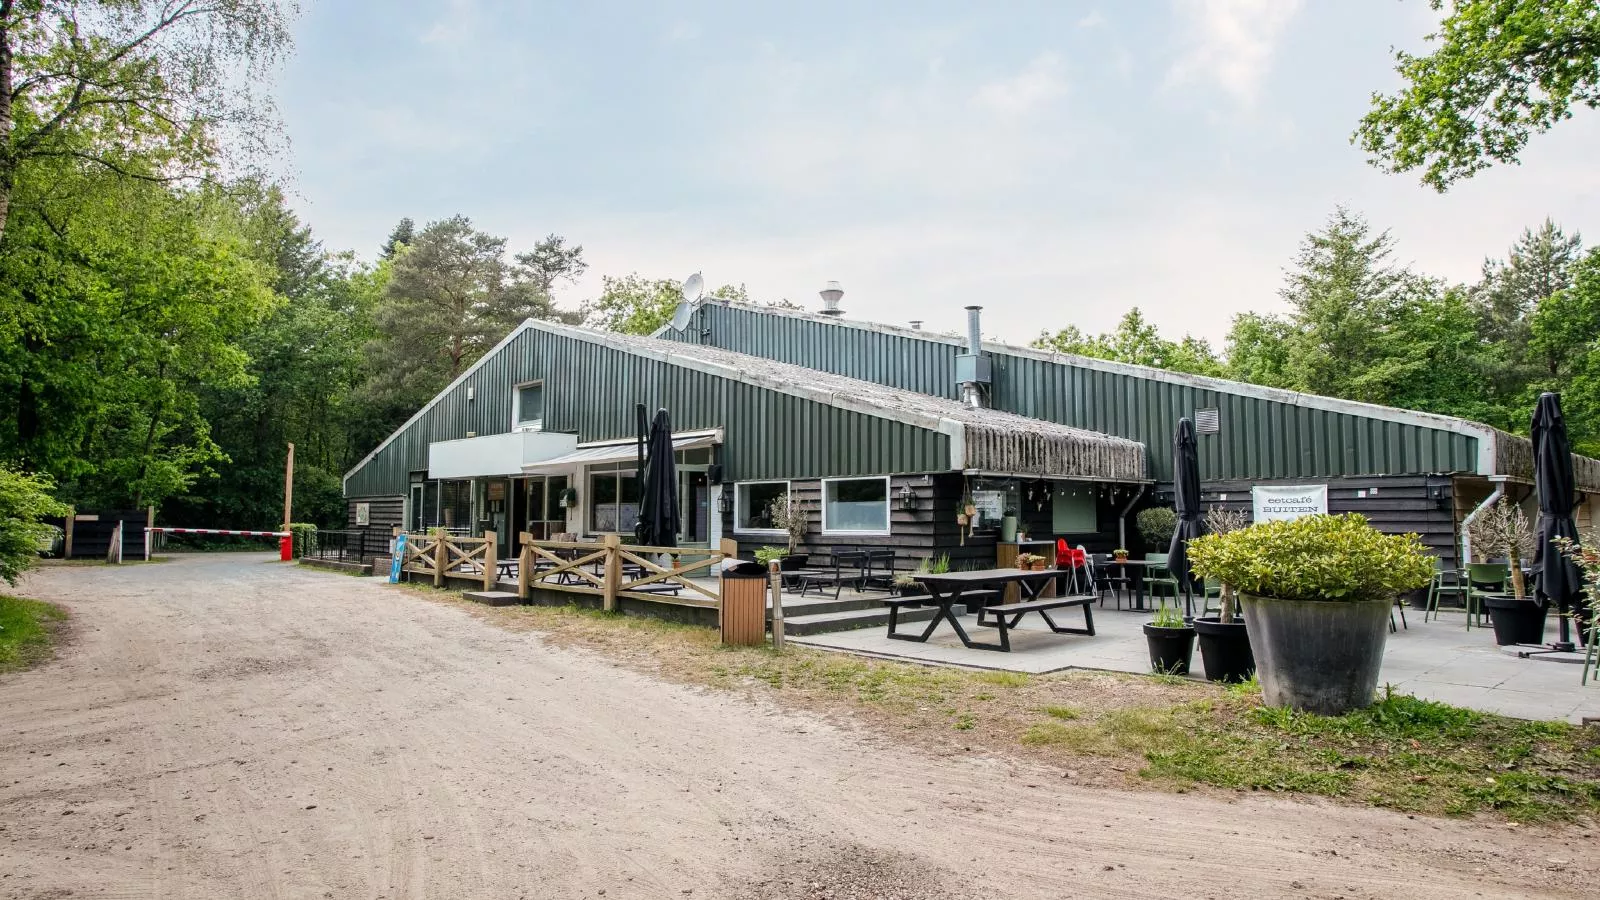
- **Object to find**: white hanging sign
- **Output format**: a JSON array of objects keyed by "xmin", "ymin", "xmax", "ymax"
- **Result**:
[{"xmin": 1251, "ymin": 484, "xmax": 1328, "ymax": 522}]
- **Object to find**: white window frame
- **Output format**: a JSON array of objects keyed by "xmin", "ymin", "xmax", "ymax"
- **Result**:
[
  {"xmin": 820, "ymin": 476, "xmax": 892, "ymax": 536},
  {"xmin": 511, "ymin": 380, "xmax": 545, "ymax": 433},
  {"xmin": 733, "ymin": 480, "xmax": 790, "ymax": 536}
]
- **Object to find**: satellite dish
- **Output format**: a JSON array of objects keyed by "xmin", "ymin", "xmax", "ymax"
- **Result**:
[
  {"xmin": 669, "ymin": 301, "xmax": 693, "ymax": 332},
  {"xmin": 682, "ymin": 272, "xmax": 705, "ymax": 304}
]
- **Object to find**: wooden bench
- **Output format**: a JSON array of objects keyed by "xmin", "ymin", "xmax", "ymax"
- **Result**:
[
  {"xmin": 974, "ymin": 594, "xmax": 1096, "ymax": 652},
  {"xmin": 883, "ymin": 590, "xmax": 1000, "ymax": 639}
]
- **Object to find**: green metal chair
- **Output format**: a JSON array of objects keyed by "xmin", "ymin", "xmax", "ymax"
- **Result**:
[
  {"xmin": 1423, "ymin": 558, "xmax": 1470, "ymax": 623},
  {"xmin": 1143, "ymin": 552, "xmax": 1184, "ymax": 614},
  {"xmin": 1199, "ymin": 576, "xmax": 1224, "ymax": 617},
  {"xmin": 1464, "ymin": 562, "xmax": 1510, "ymax": 631}
]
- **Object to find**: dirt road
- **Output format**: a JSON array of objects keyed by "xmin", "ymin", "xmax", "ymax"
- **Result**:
[{"xmin": 2, "ymin": 554, "xmax": 1595, "ymax": 899}]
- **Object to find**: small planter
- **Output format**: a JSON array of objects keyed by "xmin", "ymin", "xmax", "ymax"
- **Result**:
[
  {"xmin": 897, "ymin": 582, "xmax": 923, "ymax": 598},
  {"xmin": 1482, "ymin": 594, "xmax": 1549, "ymax": 646},
  {"xmin": 1113, "ymin": 552, "xmax": 1129, "ymax": 563},
  {"xmin": 1239, "ymin": 593, "xmax": 1390, "ymax": 715},
  {"xmin": 776, "ymin": 554, "xmax": 810, "ymax": 571},
  {"xmin": 1193, "ymin": 617, "xmax": 1254, "ymax": 683},
  {"xmin": 1001, "ymin": 515, "xmax": 1019, "ymax": 542},
  {"xmin": 1143, "ymin": 623, "xmax": 1196, "ymax": 675}
]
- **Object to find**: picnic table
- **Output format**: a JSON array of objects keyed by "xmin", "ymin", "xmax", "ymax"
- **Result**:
[{"xmin": 886, "ymin": 568, "xmax": 1092, "ymax": 652}]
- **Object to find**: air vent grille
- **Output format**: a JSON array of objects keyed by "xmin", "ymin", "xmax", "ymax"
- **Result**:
[{"xmin": 1195, "ymin": 408, "xmax": 1220, "ymax": 434}]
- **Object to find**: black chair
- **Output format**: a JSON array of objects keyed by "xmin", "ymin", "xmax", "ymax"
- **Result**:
[{"xmin": 1091, "ymin": 553, "xmax": 1133, "ymax": 610}]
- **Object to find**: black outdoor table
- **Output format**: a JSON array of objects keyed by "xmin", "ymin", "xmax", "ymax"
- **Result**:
[
  {"xmin": 890, "ymin": 568, "xmax": 1060, "ymax": 652},
  {"xmin": 1105, "ymin": 559, "xmax": 1154, "ymax": 610}
]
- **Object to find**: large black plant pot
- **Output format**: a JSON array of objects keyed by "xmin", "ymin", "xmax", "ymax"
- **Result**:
[
  {"xmin": 1143, "ymin": 624, "xmax": 1196, "ymax": 676},
  {"xmin": 1193, "ymin": 616, "xmax": 1255, "ymax": 683},
  {"xmin": 1482, "ymin": 594, "xmax": 1549, "ymax": 646},
  {"xmin": 1238, "ymin": 594, "xmax": 1390, "ymax": 715}
]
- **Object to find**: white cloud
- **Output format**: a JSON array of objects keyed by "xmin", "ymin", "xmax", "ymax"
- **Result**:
[
  {"xmin": 420, "ymin": 0, "xmax": 480, "ymax": 46},
  {"xmin": 1077, "ymin": 11, "xmax": 1107, "ymax": 29},
  {"xmin": 1166, "ymin": 0, "xmax": 1302, "ymax": 104},
  {"xmin": 973, "ymin": 54, "xmax": 1068, "ymax": 117}
]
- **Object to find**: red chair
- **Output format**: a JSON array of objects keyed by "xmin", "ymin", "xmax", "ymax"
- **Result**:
[{"xmin": 1055, "ymin": 540, "xmax": 1087, "ymax": 593}]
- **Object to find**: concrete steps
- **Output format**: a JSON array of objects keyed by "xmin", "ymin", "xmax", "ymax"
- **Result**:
[
  {"xmin": 782, "ymin": 603, "xmax": 934, "ymax": 636},
  {"xmin": 463, "ymin": 590, "xmax": 520, "ymax": 607}
]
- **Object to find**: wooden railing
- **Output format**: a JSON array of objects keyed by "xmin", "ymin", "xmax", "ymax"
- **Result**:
[
  {"xmin": 399, "ymin": 531, "xmax": 498, "ymax": 590},
  {"xmin": 515, "ymin": 533, "xmax": 727, "ymax": 610},
  {"xmin": 398, "ymin": 531, "xmax": 725, "ymax": 607}
]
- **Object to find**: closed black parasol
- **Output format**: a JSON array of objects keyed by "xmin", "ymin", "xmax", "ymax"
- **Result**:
[
  {"xmin": 1167, "ymin": 416, "xmax": 1205, "ymax": 612},
  {"xmin": 1531, "ymin": 392, "xmax": 1586, "ymax": 647},
  {"xmin": 635, "ymin": 408, "xmax": 680, "ymax": 548}
]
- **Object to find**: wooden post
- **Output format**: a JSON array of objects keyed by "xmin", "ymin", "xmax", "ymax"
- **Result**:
[
  {"xmin": 433, "ymin": 534, "xmax": 447, "ymax": 588},
  {"xmin": 719, "ymin": 537, "xmax": 738, "ymax": 559},
  {"xmin": 769, "ymin": 560, "xmax": 785, "ymax": 650},
  {"xmin": 517, "ymin": 535, "xmax": 532, "ymax": 600},
  {"xmin": 483, "ymin": 532, "xmax": 497, "ymax": 591},
  {"xmin": 144, "ymin": 506, "xmax": 154, "ymax": 561},
  {"xmin": 602, "ymin": 533, "xmax": 621, "ymax": 612},
  {"xmin": 63, "ymin": 507, "xmax": 75, "ymax": 559},
  {"xmin": 283, "ymin": 442, "xmax": 295, "ymax": 532}
]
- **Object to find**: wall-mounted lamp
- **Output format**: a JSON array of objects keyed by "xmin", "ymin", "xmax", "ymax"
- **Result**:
[
  {"xmin": 718, "ymin": 491, "xmax": 735, "ymax": 515},
  {"xmin": 897, "ymin": 484, "xmax": 918, "ymax": 511}
]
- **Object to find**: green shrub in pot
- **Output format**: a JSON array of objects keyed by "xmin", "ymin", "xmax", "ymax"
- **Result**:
[{"xmin": 1187, "ymin": 514, "xmax": 1433, "ymax": 714}]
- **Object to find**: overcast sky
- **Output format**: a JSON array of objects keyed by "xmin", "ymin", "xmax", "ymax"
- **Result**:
[{"xmin": 278, "ymin": 0, "xmax": 1600, "ymax": 346}]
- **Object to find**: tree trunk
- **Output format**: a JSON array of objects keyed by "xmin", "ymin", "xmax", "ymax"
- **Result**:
[{"xmin": 0, "ymin": 0, "xmax": 17, "ymax": 245}]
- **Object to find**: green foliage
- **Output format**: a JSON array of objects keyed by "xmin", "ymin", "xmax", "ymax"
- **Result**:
[
  {"xmin": 1033, "ymin": 308, "xmax": 1224, "ymax": 376},
  {"xmin": 1355, "ymin": 0, "xmax": 1600, "ymax": 191},
  {"xmin": 1150, "ymin": 602, "xmax": 1186, "ymax": 628},
  {"xmin": 753, "ymin": 546, "xmax": 787, "ymax": 566},
  {"xmin": 1135, "ymin": 507, "xmax": 1177, "ymax": 547},
  {"xmin": 1187, "ymin": 513, "xmax": 1435, "ymax": 603},
  {"xmin": 0, "ymin": 595, "xmax": 68, "ymax": 671},
  {"xmin": 0, "ymin": 1, "xmax": 296, "ymax": 243},
  {"xmin": 0, "ymin": 469, "xmax": 69, "ymax": 585},
  {"xmin": 582, "ymin": 274, "xmax": 750, "ymax": 335},
  {"xmin": 288, "ymin": 523, "xmax": 317, "ymax": 558}
]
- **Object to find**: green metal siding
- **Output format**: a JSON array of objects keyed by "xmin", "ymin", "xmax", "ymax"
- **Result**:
[
  {"xmin": 344, "ymin": 327, "xmax": 949, "ymax": 497},
  {"xmin": 663, "ymin": 305, "xmax": 1481, "ymax": 483}
]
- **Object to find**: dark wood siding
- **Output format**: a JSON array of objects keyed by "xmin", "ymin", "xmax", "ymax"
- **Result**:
[
  {"xmin": 345, "ymin": 496, "xmax": 404, "ymax": 560},
  {"xmin": 1199, "ymin": 475, "xmax": 1460, "ymax": 569}
]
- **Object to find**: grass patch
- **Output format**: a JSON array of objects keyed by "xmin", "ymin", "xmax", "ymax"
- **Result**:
[
  {"xmin": 383, "ymin": 580, "xmax": 1600, "ymax": 824},
  {"xmin": 0, "ymin": 594, "xmax": 67, "ymax": 672}
]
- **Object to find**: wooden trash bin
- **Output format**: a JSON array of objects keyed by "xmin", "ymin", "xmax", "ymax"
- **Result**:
[{"xmin": 720, "ymin": 568, "xmax": 768, "ymax": 646}]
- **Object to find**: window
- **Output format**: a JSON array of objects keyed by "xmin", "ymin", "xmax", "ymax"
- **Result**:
[
  {"xmin": 513, "ymin": 382, "xmax": 544, "ymax": 431},
  {"xmin": 588, "ymin": 465, "xmax": 639, "ymax": 534},
  {"xmin": 735, "ymin": 481, "xmax": 789, "ymax": 532},
  {"xmin": 822, "ymin": 477, "xmax": 890, "ymax": 534},
  {"xmin": 1052, "ymin": 484, "xmax": 1098, "ymax": 533}
]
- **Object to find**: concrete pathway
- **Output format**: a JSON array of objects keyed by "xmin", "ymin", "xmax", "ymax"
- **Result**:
[{"xmin": 790, "ymin": 601, "xmax": 1600, "ymax": 722}]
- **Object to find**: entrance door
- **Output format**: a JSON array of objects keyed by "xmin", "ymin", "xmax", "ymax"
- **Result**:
[
  {"xmin": 523, "ymin": 476, "xmax": 570, "ymax": 540},
  {"xmin": 679, "ymin": 470, "xmax": 710, "ymax": 547},
  {"xmin": 409, "ymin": 483, "xmax": 424, "ymax": 532}
]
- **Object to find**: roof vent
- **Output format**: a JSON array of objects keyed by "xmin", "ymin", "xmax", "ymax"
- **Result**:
[
  {"xmin": 908, "ymin": 320, "xmax": 923, "ymax": 330},
  {"xmin": 818, "ymin": 281, "xmax": 844, "ymax": 316},
  {"xmin": 1195, "ymin": 408, "xmax": 1220, "ymax": 433}
]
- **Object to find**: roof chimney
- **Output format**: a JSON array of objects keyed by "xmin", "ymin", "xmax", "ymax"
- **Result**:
[
  {"xmin": 956, "ymin": 305, "xmax": 991, "ymax": 407},
  {"xmin": 818, "ymin": 281, "xmax": 844, "ymax": 316}
]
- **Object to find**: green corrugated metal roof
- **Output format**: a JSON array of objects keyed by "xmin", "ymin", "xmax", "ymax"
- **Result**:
[
  {"xmin": 655, "ymin": 300, "xmax": 1584, "ymax": 485},
  {"xmin": 343, "ymin": 320, "xmax": 1147, "ymax": 498}
]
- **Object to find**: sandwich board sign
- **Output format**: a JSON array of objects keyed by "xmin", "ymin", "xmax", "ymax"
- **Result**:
[
  {"xmin": 1251, "ymin": 484, "xmax": 1328, "ymax": 523},
  {"xmin": 389, "ymin": 533, "xmax": 407, "ymax": 583}
]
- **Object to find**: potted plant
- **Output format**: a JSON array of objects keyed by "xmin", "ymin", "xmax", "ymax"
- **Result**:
[
  {"xmin": 1143, "ymin": 599, "xmax": 1195, "ymax": 675},
  {"xmin": 1191, "ymin": 505, "xmax": 1255, "ymax": 683},
  {"xmin": 1112, "ymin": 548, "xmax": 1129, "ymax": 562},
  {"xmin": 1554, "ymin": 534, "xmax": 1600, "ymax": 683},
  {"xmin": 1466, "ymin": 499, "xmax": 1544, "ymax": 646},
  {"xmin": 765, "ymin": 494, "xmax": 809, "ymax": 568},
  {"xmin": 893, "ymin": 571, "xmax": 922, "ymax": 596},
  {"xmin": 1188, "ymin": 513, "xmax": 1433, "ymax": 715},
  {"xmin": 1136, "ymin": 506, "xmax": 1177, "ymax": 553},
  {"xmin": 1001, "ymin": 505, "xmax": 1020, "ymax": 542},
  {"xmin": 1016, "ymin": 552, "xmax": 1047, "ymax": 571}
]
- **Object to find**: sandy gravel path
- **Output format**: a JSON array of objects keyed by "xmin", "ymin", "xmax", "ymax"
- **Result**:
[{"xmin": 2, "ymin": 553, "xmax": 1596, "ymax": 899}]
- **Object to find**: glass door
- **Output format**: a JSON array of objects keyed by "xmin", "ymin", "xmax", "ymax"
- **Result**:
[
  {"xmin": 523, "ymin": 476, "xmax": 571, "ymax": 540},
  {"xmin": 679, "ymin": 469, "xmax": 710, "ymax": 547}
]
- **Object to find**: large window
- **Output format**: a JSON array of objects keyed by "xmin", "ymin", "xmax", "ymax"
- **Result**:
[
  {"xmin": 588, "ymin": 465, "xmax": 640, "ymax": 534},
  {"xmin": 822, "ymin": 477, "xmax": 890, "ymax": 534},
  {"xmin": 735, "ymin": 481, "xmax": 789, "ymax": 533},
  {"xmin": 514, "ymin": 381, "xmax": 544, "ymax": 431}
]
